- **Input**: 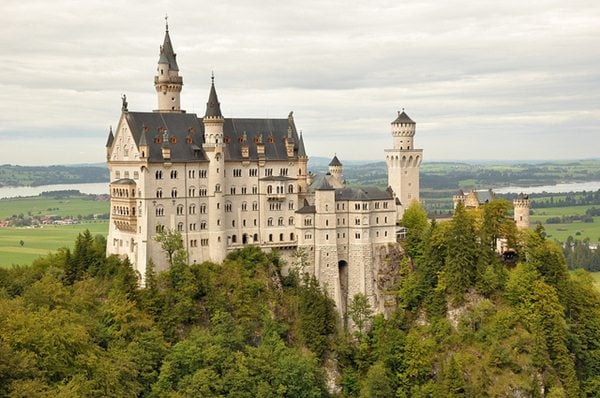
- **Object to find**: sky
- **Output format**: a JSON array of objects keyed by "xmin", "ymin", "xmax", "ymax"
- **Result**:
[{"xmin": 0, "ymin": 0, "xmax": 599, "ymax": 165}]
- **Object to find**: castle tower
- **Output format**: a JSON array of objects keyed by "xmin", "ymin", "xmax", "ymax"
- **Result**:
[
  {"xmin": 513, "ymin": 193, "xmax": 530, "ymax": 229},
  {"xmin": 384, "ymin": 110, "xmax": 423, "ymax": 221},
  {"xmin": 328, "ymin": 155, "xmax": 343, "ymax": 186},
  {"xmin": 452, "ymin": 189, "xmax": 465, "ymax": 209},
  {"xmin": 154, "ymin": 19, "xmax": 183, "ymax": 113},
  {"xmin": 202, "ymin": 75, "xmax": 227, "ymax": 261},
  {"xmin": 297, "ymin": 132, "xmax": 309, "ymax": 198},
  {"xmin": 314, "ymin": 179, "xmax": 342, "ymax": 312}
]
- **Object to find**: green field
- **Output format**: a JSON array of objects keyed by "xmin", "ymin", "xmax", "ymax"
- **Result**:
[
  {"xmin": 0, "ymin": 221, "xmax": 109, "ymax": 267},
  {"xmin": 0, "ymin": 195, "xmax": 109, "ymax": 219},
  {"xmin": 530, "ymin": 205, "xmax": 600, "ymax": 243}
]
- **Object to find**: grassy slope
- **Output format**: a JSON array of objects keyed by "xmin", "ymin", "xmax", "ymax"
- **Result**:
[
  {"xmin": 592, "ymin": 272, "xmax": 600, "ymax": 291},
  {"xmin": 0, "ymin": 221, "xmax": 109, "ymax": 267}
]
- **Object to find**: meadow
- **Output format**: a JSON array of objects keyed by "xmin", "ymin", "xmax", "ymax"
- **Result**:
[
  {"xmin": 0, "ymin": 221, "xmax": 109, "ymax": 267},
  {"xmin": 0, "ymin": 195, "xmax": 108, "ymax": 219},
  {"xmin": 530, "ymin": 205, "xmax": 600, "ymax": 243}
]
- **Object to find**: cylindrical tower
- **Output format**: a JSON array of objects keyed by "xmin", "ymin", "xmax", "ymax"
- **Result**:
[
  {"xmin": 154, "ymin": 21, "xmax": 183, "ymax": 113},
  {"xmin": 513, "ymin": 193, "xmax": 530, "ymax": 230}
]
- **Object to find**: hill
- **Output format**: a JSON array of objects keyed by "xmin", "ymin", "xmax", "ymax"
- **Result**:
[
  {"xmin": 0, "ymin": 164, "xmax": 108, "ymax": 187},
  {"xmin": 1, "ymin": 200, "xmax": 599, "ymax": 396}
]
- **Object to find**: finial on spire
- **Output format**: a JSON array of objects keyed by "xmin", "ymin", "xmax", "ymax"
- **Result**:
[
  {"xmin": 165, "ymin": 14, "xmax": 169, "ymax": 32},
  {"xmin": 211, "ymin": 71, "xmax": 215, "ymax": 84}
]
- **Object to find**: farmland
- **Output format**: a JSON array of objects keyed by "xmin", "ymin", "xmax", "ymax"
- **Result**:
[{"xmin": 0, "ymin": 221, "xmax": 109, "ymax": 267}]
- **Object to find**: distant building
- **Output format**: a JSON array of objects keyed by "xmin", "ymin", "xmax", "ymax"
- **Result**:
[
  {"xmin": 105, "ymin": 23, "xmax": 422, "ymax": 314},
  {"xmin": 453, "ymin": 189, "xmax": 530, "ymax": 230}
]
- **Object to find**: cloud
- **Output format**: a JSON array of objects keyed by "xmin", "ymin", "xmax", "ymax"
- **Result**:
[{"xmin": 0, "ymin": 0, "xmax": 599, "ymax": 164}]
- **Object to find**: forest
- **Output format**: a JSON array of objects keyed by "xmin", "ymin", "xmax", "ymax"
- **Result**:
[{"xmin": 0, "ymin": 199, "xmax": 599, "ymax": 397}]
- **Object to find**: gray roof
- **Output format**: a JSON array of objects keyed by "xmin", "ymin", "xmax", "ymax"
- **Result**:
[
  {"xmin": 124, "ymin": 112, "xmax": 207, "ymax": 162},
  {"xmin": 296, "ymin": 199, "xmax": 316, "ymax": 214},
  {"xmin": 205, "ymin": 79, "xmax": 223, "ymax": 118},
  {"xmin": 329, "ymin": 155, "xmax": 342, "ymax": 167},
  {"xmin": 315, "ymin": 178, "xmax": 335, "ymax": 191},
  {"xmin": 119, "ymin": 111, "xmax": 304, "ymax": 163},
  {"xmin": 105, "ymin": 127, "xmax": 114, "ymax": 147},
  {"xmin": 111, "ymin": 178, "xmax": 135, "ymax": 185},
  {"xmin": 335, "ymin": 186, "xmax": 393, "ymax": 201},
  {"xmin": 392, "ymin": 111, "xmax": 415, "ymax": 124},
  {"xmin": 260, "ymin": 176, "xmax": 297, "ymax": 181},
  {"xmin": 474, "ymin": 189, "xmax": 495, "ymax": 204},
  {"xmin": 158, "ymin": 29, "xmax": 179, "ymax": 71}
]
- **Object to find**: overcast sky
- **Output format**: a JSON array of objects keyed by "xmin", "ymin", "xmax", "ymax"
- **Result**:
[{"xmin": 0, "ymin": 0, "xmax": 599, "ymax": 165}]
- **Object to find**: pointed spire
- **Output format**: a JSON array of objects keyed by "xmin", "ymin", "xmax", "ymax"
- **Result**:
[
  {"xmin": 158, "ymin": 18, "xmax": 179, "ymax": 71},
  {"xmin": 204, "ymin": 74, "xmax": 223, "ymax": 118},
  {"xmin": 105, "ymin": 126, "xmax": 114, "ymax": 147},
  {"xmin": 298, "ymin": 131, "xmax": 307, "ymax": 157},
  {"xmin": 329, "ymin": 154, "xmax": 342, "ymax": 167},
  {"xmin": 392, "ymin": 109, "xmax": 415, "ymax": 124},
  {"xmin": 139, "ymin": 128, "xmax": 148, "ymax": 146}
]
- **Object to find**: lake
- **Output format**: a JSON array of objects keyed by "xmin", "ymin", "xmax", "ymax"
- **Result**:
[
  {"xmin": 0, "ymin": 182, "xmax": 109, "ymax": 199},
  {"xmin": 495, "ymin": 181, "xmax": 600, "ymax": 194}
]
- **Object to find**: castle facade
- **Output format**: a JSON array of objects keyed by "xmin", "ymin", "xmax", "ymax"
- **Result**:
[{"xmin": 106, "ymin": 25, "xmax": 422, "ymax": 313}]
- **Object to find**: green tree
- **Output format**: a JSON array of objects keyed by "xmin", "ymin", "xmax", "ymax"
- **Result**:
[
  {"xmin": 349, "ymin": 293, "xmax": 373, "ymax": 338},
  {"xmin": 400, "ymin": 201, "xmax": 430, "ymax": 260},
  {"xmin": 154, "ymin": 229, "xmax": 185, "ymax": 266}
]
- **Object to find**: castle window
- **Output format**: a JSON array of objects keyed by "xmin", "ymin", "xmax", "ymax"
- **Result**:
[
  {"xmin": 252, "ymin": 202, "xmax": 258, "ymax": 211},
  {"xmin": 326, "ymin": 234, "xmax": 329, "ymax": 241},
  {"xmin": 199, "ymin": 187, "xmax": 207, "ymax": 196},
  {"xmin": 225, "ymin": 203, "xmax": 232, "ymax": 212},
  {"xmin": 384, "ymin": 217, "xmax": 388, "ymax": 223},
  {"xmin": 355, "ymin": 203, "xmax": 360, "ymax": 210},
  {"xmin": 265, "ymin": 168, "xmax": 273, "ymax": 177},
  {"xmin": 201, "ymin": 239, "xmax": 209, "ymax": 246},
  {"xmin": 189, "ymin": 170, "xmax": 195, "ymax": 178},
  {"xmin": 215, "ymin": 184, "xmax": 221, "ymax": 193},
  {"xmin": 278, "ymin": 217, "xmax": 284, "ymax": 226},
  {"xmin": 268, "ymin": 136, "xmax": 274, "ymax": 143},
  {"xmin": 177, "ymin": 222, "xmax": 184, "ymax": 232},
  {"xmin": 268, "ymin": 218, "xmax": 273, "ymax": 226},
  {"xmin": 289, "ymin": 201, "xmax": 294, "ymax": 210},
  {"xmin": 177, "ymin": 204, "xmax": 184, "ymax": 215},
  {"xmin": 249, "ymin": 168, "xmax": 258, "ymax": 177},
  {"xmin": 280, "ymin": 233, "xmax": 284, "ymax": 241},
  {"xmin": 200, "ymin": 204, "xmax": 207, "ymax": 213},
  {"xmin": 231, "ymin": 235, "xmax": 237, "ymax": 243},
  {"xmin": 355, "ymin": 233, "xmax": 361, "ymax": 239},
  {"xmin": 252, "ymin": 186, "xmax": 258, "ymax": 194},
  {"xmin": 242, "ymin": 202, "xmax": 248, "ymax": 211},
  {"xmin": 230, "ymin": 187, "xmax": 236, "ymax": 195},
  {"xmin": 269, "ymin": 234, "xmax": 273, "ymax": 242},
  {"xmin": 288, "ymin": 184, "xmax": 294, "ymax": 193},
  {"xmin": 189, "ymin": 223, "xmax": 196, "ymax": 231},
  {"xmin": 233, "ymin": 169, "xmax": 242, "ymax": 177},
  {"xmin": 290, "ymin": 233, "xmax": 295, "ymax": 241},
  {"xmin": 171, "ymin": 170, "xmax": 177, "ymax": 179},
  {"xmin": 253, "ymin": 233, "xmax": 258, "ymax": 242},
  {"xmin": 189, "ymin": 205, "xmax": 196, "ymax": 215},
  {"xmin": 171, "ymin": 189, "xmax": 177, "ymax": 198},
  {"xmin": 199, "ymin": 170, "xmax": 207, "ymax": 178},
  {"xmin": 383, "ymin": 202, "xmax": 388, "ymax": 209},
  {"xmin": 326, "ymin": 220, "xmax": 329, "ymax": 226},
  {"xmin": 289, "ymin": 216, "xmax": 294, "ymax": 225},
  {"xmin": 200, "ymin": 221, "xmax": 207, "ymax": 230},
  {"xmin": 156, "ymin": 224, "xmax": 165, "ymax": 233},
  {"xmin": 171, "ymin": 136, "xmax": 177, "ymax": 144},
  {"xmin": 267, "ymin": 185, "xmax": 273, "ymax": 194},
  {"xmin": 304, "ymin": 218, "xmax": 312, "ymax": 226},
  {"xmin": 254, "ymin": 219, "xmax": 257, "ymax": 226},
  {"xmin": 189, "ymin": 188, "xmax": 196, "ymax": 197},
  {"xmin": 156, "ymin": 189, "xmax": 163, "ymax": 198}
]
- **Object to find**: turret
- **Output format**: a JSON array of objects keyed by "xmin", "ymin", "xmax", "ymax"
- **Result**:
[
  {"xmin": 391, "ymin": 110, "xmax": 416, "ymax": 150},
  {"xmin": 384, "ymin": 109, "xmax": 423, "ymax": 221},
  {"xmin": 328, "ymin": 155, "xmax": 343, "ymax": 185},
  {"xmin": 453, "ymin": 189, "xmax": 465, "ymax": 209},
  {"xmin": 154, "ymin": 18, "xmax": 183, "ymax": 113},
  {"xmin": 513, "ymin": 193, "xmax": 530, "ymax": 229},
  {"xmin": 202, "ymin": 74, "xmax": 224, "ymax": 146}
]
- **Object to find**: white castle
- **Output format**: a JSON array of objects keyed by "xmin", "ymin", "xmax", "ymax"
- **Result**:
[{"xmin": 106, "ymin": 25, "xmax": 422, "ymax": 313}]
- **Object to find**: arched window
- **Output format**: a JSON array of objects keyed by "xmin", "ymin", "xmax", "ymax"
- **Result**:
[
  {"xmin": 288, "ymin": 184, "xmax": 294, "ymax": 193},
  {"xmin": 170, "ymin": 170, "xmax": 177, "ymax": 179},
  {"xmin": 267, "ymin": 185, "xmax": 273, "ymax": 194}
]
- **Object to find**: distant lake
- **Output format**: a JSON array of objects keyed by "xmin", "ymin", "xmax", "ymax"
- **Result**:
[
  {"xmin": 0, "ymin": 182, "xmax": 109, "ymax": 199},
  {"xmin": 495, "ymin": 181, "xmax": 600, "ymax": 194}
]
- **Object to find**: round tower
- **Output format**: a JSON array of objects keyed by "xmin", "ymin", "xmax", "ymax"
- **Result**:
[
  {"xmin": 513, "ymin": 193, "xmax": 530, "ymax": 230},
  {"xmin": 328, "ymin": 155, "xmax": 343, "ymax": 185},
  {"xmin": 452, "ymin": 189, "xmax": 466, "ymax": 209},
  {"xmin": 384, "ymin": 110, "xmax": 423, "ymax": 221},
  {"xmin": 154, "ymin": 19, "xmax": 183, "ymax": 113},
  {"xmin": 202, "ymin": 75, "xmax": 227, "ymax": 261},
  {"xmin": 391, "ymin": 110, "xmax": 416, "ymax": 150}
]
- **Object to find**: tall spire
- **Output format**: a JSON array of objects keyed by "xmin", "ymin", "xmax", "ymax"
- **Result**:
[
  {"xmin": 298, "ymin": 131, "xmax": 307, "ymax": 157},
  {"xmin": 204, "ymin": 74, "xmax": 223, "ymax": 118},
  {"xmin": 158, "ymin": 17, "xmax": 179, "ymax": 71}
]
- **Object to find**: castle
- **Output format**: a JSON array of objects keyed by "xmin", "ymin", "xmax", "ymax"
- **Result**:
[{"xmin": 105, "ymin": 24, "xmax": 421, "ymax": 313}]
